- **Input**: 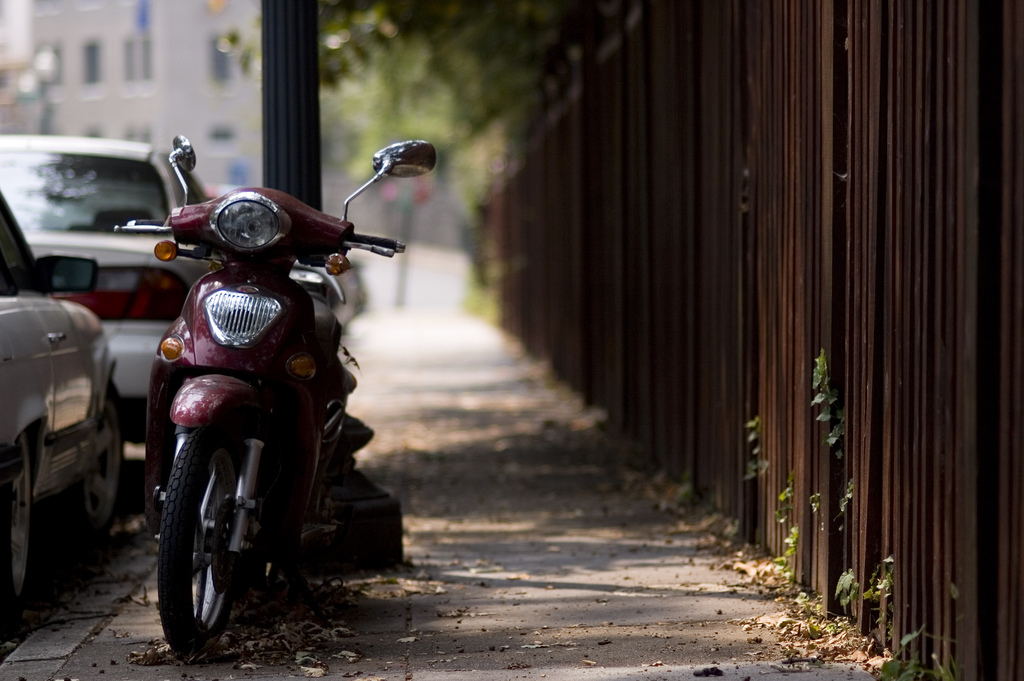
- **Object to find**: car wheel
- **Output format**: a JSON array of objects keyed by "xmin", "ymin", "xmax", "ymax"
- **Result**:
[
  {"xmin": 83, "ymin": 395, "xmax": 123, "ymax": 532},
  {"xmin": 0, "ymin": 433, "xmax": 33, "ymax": 625}
]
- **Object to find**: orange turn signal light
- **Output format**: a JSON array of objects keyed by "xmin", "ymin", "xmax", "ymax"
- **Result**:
[
  {"xmin": 160, "ymin": 335, "xmax": 184, "ymax": 360},
  {"xmin": 325, "ymin": 253, "xmax": 351, "ymax": 276},
  {"xmin": 154, "ymin": 240, "xmax": 178, "ymax": 261},
  {"xmin": 286, "ymin": 352, "xmax": 317, "ymax": 379}
]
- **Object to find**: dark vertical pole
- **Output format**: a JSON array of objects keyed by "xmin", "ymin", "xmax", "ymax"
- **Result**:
[{"xmin": 262, "ymin": 0, "xmax": 322, "ymax": 210}]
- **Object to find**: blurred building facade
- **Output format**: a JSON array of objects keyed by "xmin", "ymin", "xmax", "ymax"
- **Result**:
[{"xmin": 0, "ymin": 0, "xmax": 261, "ymax": 187}]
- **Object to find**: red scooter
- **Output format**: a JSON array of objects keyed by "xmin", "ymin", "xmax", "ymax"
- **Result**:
[{"xmin": 120, "ymin": 135, "xmax": 435, "ymax": 654}]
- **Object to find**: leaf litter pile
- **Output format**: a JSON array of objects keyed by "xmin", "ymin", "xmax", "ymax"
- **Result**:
[
  {"xmin": 624, "ymin": 467, "xmax": 892, "ymax": 676},
  {"xmin": 129, "ymin": 575, "xmax": 363, "ymax": 675}
]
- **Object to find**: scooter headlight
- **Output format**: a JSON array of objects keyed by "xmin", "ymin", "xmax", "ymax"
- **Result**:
[
  {"xmin": 203, "ymin": 286, "xmax": 283, "ymax": 347},
  {"xmin": 212, "ymin": 192, "xmax": 283, "ymax": 250}
]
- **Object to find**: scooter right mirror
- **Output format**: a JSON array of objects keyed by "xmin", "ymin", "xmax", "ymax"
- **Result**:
[{"xmin": 372, "ymin": 140, "xmax": 436, "ymax": 178}]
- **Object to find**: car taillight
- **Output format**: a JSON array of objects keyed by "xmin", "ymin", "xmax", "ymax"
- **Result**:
[{"xmin": 56, "ymin": 267, "xmax": 188, "ymax": 321}]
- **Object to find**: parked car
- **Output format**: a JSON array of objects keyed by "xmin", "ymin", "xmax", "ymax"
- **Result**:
[
  {"xmin": 0, "ymin": 136, "xmax": 362, "ymax": 443},
  {"xmin": 0, "ymin": 191, "xmax": 120, "ymax": 623}
]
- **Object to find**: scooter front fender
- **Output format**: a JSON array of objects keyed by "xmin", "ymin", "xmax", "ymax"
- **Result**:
[{"xmin": 170, "ymin": 375, "xmax": 263, "ymax": 428}]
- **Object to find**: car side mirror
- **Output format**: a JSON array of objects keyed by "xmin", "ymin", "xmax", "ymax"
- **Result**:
[{"xmin": 35, "ymin": 255, "xmax": 98, "ymax": 293}]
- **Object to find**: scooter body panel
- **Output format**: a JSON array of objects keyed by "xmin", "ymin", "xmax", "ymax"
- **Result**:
[
  {"xmin": 143, "ymin": 259, "xmax": 348, "ymax": 549},
  {"xmin": 169, "ymin": 375, "xmax": 263, "ymax": 428}
]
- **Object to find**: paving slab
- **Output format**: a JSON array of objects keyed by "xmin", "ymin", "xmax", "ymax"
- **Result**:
[{"xmin": 0, "ymin": 310, "xmax": 875, "ymax": 681}]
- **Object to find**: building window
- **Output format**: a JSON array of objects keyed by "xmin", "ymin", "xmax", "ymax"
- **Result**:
[
  {"xmin": 210, "ymin": 37, "xmax": 231, "ymax": 83},
  {"xmin": 210, "ymin": 125, "xmax": 235, "ymax": 143},
  {"xmin": 84, "ymin": 41, "xmax": 101, "ymax": 84},
  {"xmin": 124, "ymin": 36, "xmax": 152, "ymax": 83},
  {"xmin": 34, "ymin": 0, "xmax": 63, "ymax": 15},
  {"xmin": 141, "ymin": 37, "xmax": 152, "ymax": 80},
  {"xmin": 124, "ymin": 40, "xmax": 135, "ymax": 82}
]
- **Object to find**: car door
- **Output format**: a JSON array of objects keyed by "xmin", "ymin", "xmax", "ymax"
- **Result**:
[
  {"xmin": 0, "ymin": 201, "xmax": 95, "ymax": 495},
  {"xmin": 0, "ymin": 289, "xmax": 53, "ymax": 449},
  {"xmin": 0, "ymin": 212, "xmax": 54, "ymax": 445},
  {"xmin": 31, "ymin": 297, "xmax": 93, "ymax": 433}
]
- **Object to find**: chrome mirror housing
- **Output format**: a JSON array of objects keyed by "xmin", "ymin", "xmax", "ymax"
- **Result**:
[
  {"xmin": 372, "ymin": 140, "xmax": 436, "ymax": 178},
  {"xmin": 343, "ymin": 140, "xmax": 436, "ymax": 221}
]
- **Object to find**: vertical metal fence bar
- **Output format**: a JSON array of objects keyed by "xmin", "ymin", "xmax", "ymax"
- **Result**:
[{"xmin": 999, "ymin": 3, "xmax": 1024, "ymax": 678}]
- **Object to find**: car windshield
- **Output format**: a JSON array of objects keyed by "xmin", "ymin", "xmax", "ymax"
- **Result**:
[{"xmin": 0, "ymin": 151, "xmax": 168, "ymax": 232}]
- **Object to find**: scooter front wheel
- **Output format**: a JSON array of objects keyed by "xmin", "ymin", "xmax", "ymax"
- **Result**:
[{"xmin": 157, "ymin": 426, "xmax": 238, "ymax": 654}]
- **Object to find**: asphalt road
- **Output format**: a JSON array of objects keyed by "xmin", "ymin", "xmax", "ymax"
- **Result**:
[{"xmin": 0, "ymin": 308, "xmax": 875, "ymax": 681}]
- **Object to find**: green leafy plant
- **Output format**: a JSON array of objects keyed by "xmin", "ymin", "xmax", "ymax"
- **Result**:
[
  {"xmin": 812, "ymin": 349, "xmax": 845, "ymax": 459},
  {"xmin": 776, "ymin": 471, "xmax": 795, "ymax": 523},
  {"xmin": 863, "ymin": 555, "xmax": 895, "ymax": 603},
  {"xmin": 838, "ymin": 478, "xmax": 854, "ymax": 516},
  {"xmin": 744, "ymin": 416, "xmax": 768, "ymax": 480},
  {"xmin": 833, "ymin": 478, "xmax": 855, "ymax": 531},
  {"xmin": 773, "ymin": 524, "xmax": 799, "ymax": 583},
  {"xmin": 676, "ymin": 471, "xmax": 698, "ymax": 506},
  {"xmin": 864, "ymin": 555, "xmax": 896, "ymax": 637},
  {"xmin": 878, "ymin": 627, "xmax": 959, "ymax": 681},
  {"xmin": 809, "ymin": 492, "xmax": 821, "ymax": 514},
  {"xmin": 835, "ymin": 568, "xmax": 860, "ymax": 609}
]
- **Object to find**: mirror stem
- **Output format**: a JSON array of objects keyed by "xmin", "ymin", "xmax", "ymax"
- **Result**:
[
  {"xmin": 342, "ymin": 163, "xmax": 390, "ymax": 221},
  {"xmin": 171, "ymin": 164, "xmax": 190, "ymax": 208}
]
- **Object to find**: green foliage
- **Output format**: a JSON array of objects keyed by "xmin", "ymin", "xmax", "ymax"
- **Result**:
[
  {"xmin": 878, "ymin": 627, "xmax": 959, "ymax": 681},
  {"xmin": 835, "ymin": 568, "xmax": 859, "ymax": 609},
  {"xmin": 811, "ymin": 349, "xmax": 844, "ymax": 459},
  {"xmin": 776, "ymin": 471, "xmax": 795, "ymax": 523},
  {"xmin": 318, "ymin": 0, "xmax": 572, "ymax": 140},
  {"xmin": 809, "ymin": 492, "xmax": 821, "ymax": 514},
  {"xmin": 863, "ymin": 555, "xmax": 895, "ymax": 603},
  {"xmin": 743, "ymin": 416, "xmax": 767, "ymax": 480},
  {"xmin": 773, "ymin": 524, "xmax": 799, "ymax": 583},
  {"xmin": 676, "ymin": 471, "xmax": 698, "ymax": 506},
  {"xmin": 223, "ymin": 1, "xmax": 576, "ymax": 216},
  {"xmin": 838, "ymin": 478, "xmax": 854, "ymax": 517}
]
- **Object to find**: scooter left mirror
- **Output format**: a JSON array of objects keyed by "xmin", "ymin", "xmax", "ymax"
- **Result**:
[
  {"xmin": 169, "ymin": 135, "xmax": 196, "ymax": 172},
  {"xmin": 372, "ymin": 140, "xmax": 436, "ymax": 178}
]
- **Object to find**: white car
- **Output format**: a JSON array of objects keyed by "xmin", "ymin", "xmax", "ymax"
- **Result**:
[
  {"xmin": 0, "ymin": 194, "xmax": 119, "ymax": 623},
  {"xmin": 0, "ymin": 136, "xmax": 360, "ymax": 443}
]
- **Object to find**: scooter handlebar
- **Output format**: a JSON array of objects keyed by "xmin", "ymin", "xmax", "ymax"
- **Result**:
[
  {"xmin": 343, "ymin": 234, "xmax": 406, "ymax": 258},
  {"xmin": 114, "ymin": 219, "xmax": 172, "ymax": 235}
]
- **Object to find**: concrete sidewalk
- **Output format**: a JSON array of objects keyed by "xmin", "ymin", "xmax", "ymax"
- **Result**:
[{"xmin": 0, "ymin": 310, "xmax": 874, "ymax": 680}]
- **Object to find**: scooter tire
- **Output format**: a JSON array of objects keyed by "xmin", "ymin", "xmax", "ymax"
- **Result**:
[{"xmin": 157, "ymin": 426, "xmax": 239, "ymax": 655}]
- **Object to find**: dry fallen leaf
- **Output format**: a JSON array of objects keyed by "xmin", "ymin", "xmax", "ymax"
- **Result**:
[
  {"xmin": 581, "ymin": 659, "xmax": 597, "ymax": 666},
  {"xmin": 126, "ymin": 642, "xmax": 174, "ymax": 666}
]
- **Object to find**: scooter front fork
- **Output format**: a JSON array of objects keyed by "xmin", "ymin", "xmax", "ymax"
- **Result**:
[
  {"xmin": 228, "ymin": 437, "xmax": 264, "ymax": 553},
  {"xmin": 171, "ymin": 427, "xmax": 264, "ymax": 553}
]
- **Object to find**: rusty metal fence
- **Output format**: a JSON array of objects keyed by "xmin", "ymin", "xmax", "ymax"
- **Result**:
[{"xmin": 483, "ymin": 0, "xmax": 1018, "ymax": 678}]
